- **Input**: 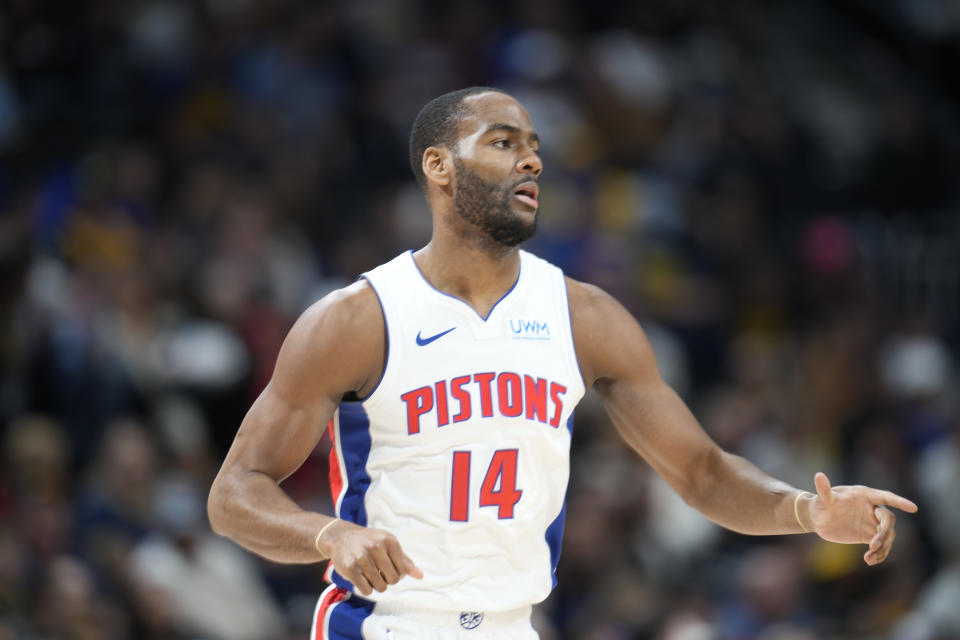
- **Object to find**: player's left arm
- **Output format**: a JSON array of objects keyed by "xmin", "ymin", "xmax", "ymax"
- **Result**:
[{"xmin": 567, "ymin": 278, "xmax": 917, "ymax": 565}]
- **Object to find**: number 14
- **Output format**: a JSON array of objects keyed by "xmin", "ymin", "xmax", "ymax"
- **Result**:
[{"xmin": 450, "ymin": 449, "xmax": 522, "ymax": 521}]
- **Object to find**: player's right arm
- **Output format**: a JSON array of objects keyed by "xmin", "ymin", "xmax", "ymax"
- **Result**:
[{"xmin": 207, "ymin": 280, "xmax": 422, "ymax": 595}]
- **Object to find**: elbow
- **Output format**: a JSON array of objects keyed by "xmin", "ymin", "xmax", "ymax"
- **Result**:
[
  {"xmin": 206, "ymin": 475, "xmax": 231, "ymax": 536},
  {"xmin": 675, "ymin": 446, "xmax": 723, "ymax": 512},
  {"xmin": 676, "ymin": 478, "xmax": 705, "ymax": 512}
]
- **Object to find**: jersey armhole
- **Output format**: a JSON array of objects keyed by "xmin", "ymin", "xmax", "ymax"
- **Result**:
[
  {"xmin": 355, "ymin": 275, "xmax": 390, "ymax": 403},
  {"xmin": 560, "ymin": 275, "xmax": 588, "ymax": 392}
]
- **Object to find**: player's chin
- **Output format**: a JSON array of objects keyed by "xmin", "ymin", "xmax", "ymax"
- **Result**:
[
  {"xmin": 507, "ymin": 205, "xmax": 538, "ymax": 232},
  {"xmin": 493, "ymin": 222, "xmax": 536, "ymax": 247}
]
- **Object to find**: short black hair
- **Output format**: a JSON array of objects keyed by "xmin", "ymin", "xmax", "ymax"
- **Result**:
[{"xmin": 408, "ymin": 86, "xmax": 505, "ymax": 188}]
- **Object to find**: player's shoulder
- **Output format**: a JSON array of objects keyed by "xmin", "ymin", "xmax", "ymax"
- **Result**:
[
  {"xmin": 564, "ymin": 276, "xmax": 618, "ymax": 319},
  {"xmin": 565, "ymin": 276, "xmax": 657, "ymax": 385},
  {"xmin": 292, "ymin": 278, "xmax": 383, "ymax": 343},
  {"xmin": 272, "ymin": 278, "xmax": 385, "ymax": 399},
  {"xmin": 310, "ymin": 277, "xmax": 379, "ymax": 313}
]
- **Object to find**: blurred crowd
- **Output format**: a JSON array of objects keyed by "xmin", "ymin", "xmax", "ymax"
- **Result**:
[{"xmin": 1, "ymin": 0, "xmax": 959, "ymax": 638}]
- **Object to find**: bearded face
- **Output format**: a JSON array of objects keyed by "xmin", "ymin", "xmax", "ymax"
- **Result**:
[{"xmin": 452, "ymin": 155, "xmax": 537, "ymax": 247}]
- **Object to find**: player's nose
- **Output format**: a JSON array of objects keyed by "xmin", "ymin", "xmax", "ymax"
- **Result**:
[{"xmin": 517, "ymin": 148, "xmax": 542, "ymax": 177}]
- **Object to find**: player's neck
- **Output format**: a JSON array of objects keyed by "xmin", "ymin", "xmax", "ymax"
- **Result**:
[{"xmin": 412, "ymin": 238, "xmax": 521, "ymax": 319}]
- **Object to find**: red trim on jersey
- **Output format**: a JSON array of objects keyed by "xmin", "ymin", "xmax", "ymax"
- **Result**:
[
  {"xmin": 314, "ymin": 586, "xmax": 349, "ymax": 640},
  {"xmin": 328, "ymin": 417, "xmax": 344, "ymax": 507},
  {"xmin": 325, "ymin": 416, "xmax": 343, "ymax": 585}
]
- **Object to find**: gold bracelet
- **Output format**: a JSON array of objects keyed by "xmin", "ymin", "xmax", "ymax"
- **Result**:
[
  {"xmin": 314, "ymin": 518, "xmax": 341, "ymax": 556},
  {"xmin": 794, "ymin": 491, "xmax": 813, "ymax": 533}
]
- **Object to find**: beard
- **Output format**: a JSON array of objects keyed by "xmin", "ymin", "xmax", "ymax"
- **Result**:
[{"xmin": 452, "ymin": 157, "xmax": 537, "ymax": 248}]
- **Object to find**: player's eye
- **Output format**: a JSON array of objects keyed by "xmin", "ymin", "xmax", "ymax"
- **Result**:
[{"xmin": 493, "ymin": 139, "xmax": 510, "ymax": 148}]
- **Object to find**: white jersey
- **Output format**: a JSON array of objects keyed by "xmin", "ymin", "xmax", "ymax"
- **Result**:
[{"xmin": 325, "ymin": 250, "xmax": 585, "ymax": 613}]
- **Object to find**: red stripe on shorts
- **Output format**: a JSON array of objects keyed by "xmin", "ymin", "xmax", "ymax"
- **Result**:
[{"xmin": 315, "ymin": 586, "xmax": 349, "ymax": 640}]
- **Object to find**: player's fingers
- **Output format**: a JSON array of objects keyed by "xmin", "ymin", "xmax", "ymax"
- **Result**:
[
  {"xmin": 370, "ymin": 545, "xmax": 401, "ymax": 584},
  {"xmin": 392, "ymin": 546, "xmax": 424, "ymax": 579},
  {"xmin": 868, "ymin": 488, "xmax": 918, "ymax": 513},
  {"xmin": 405, "ymin": 561, "xmax": 424, "ymax": 579},
  {"xmin": 349, "ymin": 568, "xmax": 374, "ymax": 596},
  {"xmin": 868, "ymin": 507, "xmax": 891, "ymax": 552},
  {"xmin": 356, "ymin": 555, "xmax": 389, "ymax": 593},
  {"xmin": 865, "ymin": 508, "xmax": 897, "ymax": 565},
  {"xmin": 881, "ymin": 527, "xmax": 897, "ymax": 561},
  {"xmin": 814, "ymin": 472, "xmax": 833, "ymax": 504},
  {"xmin": 382, "ymin": 536, "xmax": 423, "ymax": 579},
  {"xmin": 399, "ymin": 553, "xmax": 424, "ymax": 579},
  {"xmin": 866, "ymin": 526, "xmax": 896, "ymax": 565}
]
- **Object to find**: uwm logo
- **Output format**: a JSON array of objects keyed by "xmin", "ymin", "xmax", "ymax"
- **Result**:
[
  {"xmin": 509, "ymin": 319, "xmax": 550, "ymax": 339},
  {"xmin": 400, "ymin": 372, "xmax": 568, "ymax": 435}
]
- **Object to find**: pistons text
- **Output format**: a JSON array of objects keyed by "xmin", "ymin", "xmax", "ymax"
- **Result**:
[{"xmin": 400, "ymin": 372, "xmax": 568, "ymax": 435}]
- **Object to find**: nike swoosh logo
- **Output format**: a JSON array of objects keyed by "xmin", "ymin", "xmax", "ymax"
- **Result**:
[{"xmin": 416, "ymin": 327, "xmax": 456, "ymax": 346}]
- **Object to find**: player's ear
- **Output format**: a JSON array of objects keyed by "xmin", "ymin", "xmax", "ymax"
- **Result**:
[{"xmin": 422, "ymin": 146, "xmax": 452, "ymax": 187}]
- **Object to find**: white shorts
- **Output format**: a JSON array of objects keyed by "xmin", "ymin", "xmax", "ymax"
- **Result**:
[{"xmin": 311, "ymin": 585, "xmax": 540, "ymax": 640}]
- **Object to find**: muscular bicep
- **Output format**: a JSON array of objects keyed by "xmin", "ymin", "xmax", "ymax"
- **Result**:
[
  {"xmin": 569, "ymin": 279, "xmax": 719, "ymax": 498},
  {"xmin": 220, "ymin": 281, "xmax": 385, "ymax": 483},
  {"xmin": 225, "ymin": 379, "xmax": 336, "ymax": 484}
]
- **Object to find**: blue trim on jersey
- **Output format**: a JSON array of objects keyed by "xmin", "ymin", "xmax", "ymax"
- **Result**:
[
  {"xmin": 331, "ymin": 402, "xmax": 373, "ymax": 591},
  {"xmin": 327, "ymin": 595, "xmax": 375, "ymax": 640},
  {"xmin": 406, "ymin": 250, "xmax": 521, "ymax": 322},
  {"xmin": 545, "ymin": 501, "xmax": 567, "ymax": 589},
  {"xmin": 545, "ymin": 412, "xmax": 576, "ymax": 587}
]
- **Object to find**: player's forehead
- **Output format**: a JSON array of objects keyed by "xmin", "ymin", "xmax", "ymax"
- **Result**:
[{"xmin": 456, "ymin": 92, "xmax": 537, "ymax": 139}]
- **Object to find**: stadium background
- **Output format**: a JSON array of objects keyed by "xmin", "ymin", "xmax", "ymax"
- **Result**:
[{"xmin": 1, "ymin": 0, "xmax": 958, "ymax": 638}]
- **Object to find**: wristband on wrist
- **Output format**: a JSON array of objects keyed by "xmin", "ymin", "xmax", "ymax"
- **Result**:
[
  {"xmin": 314, "ymin": 518, "xmax": 341, "ymax": 556},
  {"xmin": 794, "ymin": 491, "xmax": 813, "ymax": 533}
]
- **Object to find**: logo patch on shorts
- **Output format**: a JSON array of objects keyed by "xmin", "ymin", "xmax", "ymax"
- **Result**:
[{"xmin": 459, "ymin": 611, "xmax": 483, "ymax": 630}]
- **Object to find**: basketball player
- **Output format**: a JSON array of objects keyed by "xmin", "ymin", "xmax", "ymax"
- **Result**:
[{"xmin": 207, "ymin": 87, "xmax": 918, "ymax": 639}]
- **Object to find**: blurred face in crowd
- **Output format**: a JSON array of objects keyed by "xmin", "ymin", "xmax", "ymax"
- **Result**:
[{"xmin": 449, "ymin": 92, "xmax": 543, "ymax": 247}]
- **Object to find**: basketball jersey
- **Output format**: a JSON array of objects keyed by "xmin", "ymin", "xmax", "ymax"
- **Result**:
[{"xmin": 325, "ymin": 250, "xmax": 585, "ymax": 612}]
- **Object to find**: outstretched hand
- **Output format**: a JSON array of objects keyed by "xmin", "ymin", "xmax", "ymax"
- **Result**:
[
  {"xmin": 806, "ymin": 471, "xmax": 918, "ymax": 566},
  {"xmin": 317, "ymin": 520, "xmax": 424, "ymax": 596}
]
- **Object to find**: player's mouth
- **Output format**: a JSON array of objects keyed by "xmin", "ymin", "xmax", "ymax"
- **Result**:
[{"xmin": 513, "ymin": 181, "xmax": 539, "ymax": 209}]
